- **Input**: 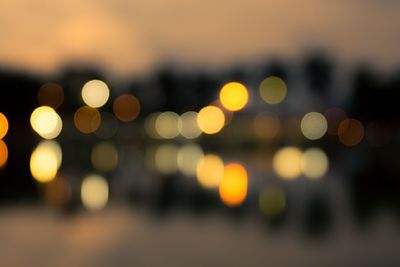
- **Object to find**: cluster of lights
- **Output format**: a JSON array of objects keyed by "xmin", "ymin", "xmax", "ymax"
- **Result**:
[{"xmin": 0, "ymin": 113, "xmax": 9, "ymax": 168}]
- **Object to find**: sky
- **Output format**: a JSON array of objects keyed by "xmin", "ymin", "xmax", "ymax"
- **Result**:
[{"xmin": 0, "ymin": 0, "xmax": 399, "ymax": 77}]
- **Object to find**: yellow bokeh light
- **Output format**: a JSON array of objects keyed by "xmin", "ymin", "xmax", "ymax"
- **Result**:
[
  {"xmin": 196, "ymin": 154, "xmax": 224, "ymax": 189},
  {"xmin": 259, "ymin": 186, "xmax": 286, "ymax": 217},
  {"xmin": 113, "ymin": 94, "xmax": 140, "ymax": 122},
  {"xmin": 259, "ymin": 76, "xmax": 287, "ymax": 104},
  {"xmin": 272, "ymin": 147, "xmax": 302, "ymax": 180},
  {"xmin": 178, "ymin": 111, "xmax": 202, "ymax": 139},
  {"xmin": 219, "ymin": 163, "xmax": 248, "ymax": 207},
  {"xmin": 91, "ymin": 142, "xmax": 119, "ymax": 172},
  {"xmin": 30, "ymin": 141, "xmax": 61, "ymax": 183},
  {"xmin": 177, "ymin": 143, "xmax": 204, "ymax": 176},
  {"xmin": 300, "ymin": 112, "xmax": 327, "ymax": 140},
  {"xmin": 81, "ymin": 174, "xmax": 109, "ymax": 211},
  {"xmin": 338, "ymin": 118, "xmax": 364, "ymax": 146},
  {"xmin": 144, "ymin": 112, "xmax": 162, "ymax": 139},
  {"xmin": 155, "ymin": 111, "xmax": 180, "ymax": 139},
  {"xmin": 301, "ymin": 148, "xmax": 329, "ymax": 179},
  {"xmin": 154, "ymin": 144, "xmax": 179, "ymax": 174},
  {"xmin": 74, "ymin": 106, "xmax": 101, "ymax": 134},
  {"xmin": 219, "ymin": 82, "xmax": 249, "ymax": 111},
  {"xmin": 30, "ymin": 106, "xmax": 62, "ymax": 139},
  {"xmin": 0, "ymin": 112, "xmax": 9, "ymax": 139},
  {"xmin": 81, "ymin": 80, "xmax": 110, "ymax": 108},
  {"xmin": 37, "ymin": 83, "xmax": 64, "ymax": 109},
  {"xmin": 36, "ymin": 141, "xmax": 62, "ymax": 168},
  {"xmin": 197, "ymin": 106, "xmax": 225, "ymax": 135},
  {"xmin": 0, "ymin": 140, "xmax": 8, "ymax": 168}
]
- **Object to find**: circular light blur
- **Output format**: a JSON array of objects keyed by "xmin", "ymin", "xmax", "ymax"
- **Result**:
[
  {"xmin": 30, "ymin": 106, "xmax": 62, "ymax": 139},
  {"xmin": 144, "ymin": 112, "xmax": 162, "ymax": 139},
  {"xmin": 95, "ymin": 112, "xmax": 119, "ymax": 139},
  {"xmin": 155, "ymin": 112, "xmax": 180, "ymax": 139},
  {"xmin": 74, "ymin": 106, "xmax": 101, "ymax": 133},
  {"xmin": 0, "ymin": 140, "xmax": 8, "ymax": 168},
  {"xmin": 113, "ymin": 94, "xmax": 140, "ymax": 122},
  {"xmin": 179, "ymin": 111, "xmax": 202, "ymax": 139},
  {"xmin": 154, "ymin": 144, "xmax": 179, "ymax": 174},
  {"xmin": 272, "ymin": 147, "xmax": 302, "ymax": 180},
  {"xmin": 219, "ymin": 163, "xmax": 248, "ymax": 207},
  {"xmin": 219, "ymin": 82, "xmax": 249, "ymax": 111},
  {"xmin": 30, "ymin": 142, "xmax": 60, "ymax": 183},
  {"xmin": 301, "ymin": 148, "xmax": 329, "ymax": 179},
  {"xmin": 0, "ymin": 112, "xmax": 9, "ymax": 139},
  {"xmin": 338, "ymin": 118, "xmax": 364, "ymax": 146},
  {"xmin": 91, "ymin": 142, "xmax": 119, "ymax": 172},
  {"xmin": 301, "ymin": 112, "xmax": 327, "ymax": 140},
  {"xmin": 44, "ymin": 176, "xmax": 71, "ymax": 207},
  {"xmin": 81, "ymin": 80, "xmax": 110, "ymax": 108},
  {"xmin": 36, "ymin": 141, "xmax": 62, "ymax": 168},
  {"xmin": 197, "ymin": 106, "xmax": 225, "ymax": 134},
  {"xmin": 259, "ymin": 186, "xmax": 286, "ymax": 217},
  {"xmin": 81, "ymin": 174, "xmax": 109, "ymax": 211},
  {"xmin": 259, "ymin": 76, "xmax": 287, "ymax": 104},
  {"xmin": 196, "ymin": 154, "xmax": 224, "ymax": 189},
  {"xmin": 37, "ymin": 83, "xmax": 64, "ymax": 109},
  {"xmin": 177, "ymin": 143, "xmax": 204, "ymax": 176}
]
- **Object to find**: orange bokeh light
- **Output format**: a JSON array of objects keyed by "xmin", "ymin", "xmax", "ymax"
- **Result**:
[
  {"xmin": 113, "ymin": 94, "xmax": 141, "ymax": 122},
  {"xmin": 338, "ymin": 118, "xmax": 364, "ymax": 146},
  {"xmin": 0, "ymin": 112, "xmax": 9, "ymax": 139},
  {"xmin": 219, "ymin": 163, "xmax": 248, "ymax": 207},
  {"xmin": 74, "ymin": 106, "xmax": 101, "ymax": 133},
  {"xmin": 0, "ymin": 140, "xmax": 8, "ymax": 168}
]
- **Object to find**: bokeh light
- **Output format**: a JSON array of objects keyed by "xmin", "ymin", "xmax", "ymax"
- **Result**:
[
  {"xmin": 259, "ymin": 186, "xmax": 286, "ymax": 217},
  {"xmin": 81, "ymin": 80, "xmax": 110, "ymax": 108},
  {"xmin": 252, "ymin": 112, "xmax": 281, "ymax": 141},
  {"xmin": 155, "ymin": 111, "xmax": 180, "ymax": 139},
  {"xmin": 74, "ymin": 106, "xmax": 101, "ymax": 134},
  {"xmin": 177, "ymin": 143, "xmax": 204, "ymax": 176},
  {"xmin": 272, "ymin": 147, "xmax": 302, "ymax": 180},
  {"xmin": 300, "ymin": 112, "xmax": 327, "ymax": 140},
  {"xmin": 95, "ymin": 112, "xmax": 119, "ymax": 139},
  {"xmin": 324, "ymin": 107, "xmax": 347, "ymax": 135},
  {"xmin": 144, "ymin": 112, "xmax": 162, "ymax": 139},
  {"xmin": 44, "ymin": 176, "xmax": 71, "ymax": 207},
  {"xmin": 197, "ymin": 106, "xmax": 225, "ymax": 134},
  {"xmin": 259, "ymin": 76, "xmax": 287, "ymax": 104},
  {"xmin": 113, "ymin": 94, "xmax": 140, "ymax": 122},
  {"xmin": 81, "ymin": 174, "xmax": 109, "ymax": 211},
  {"xmin": 30, "ymin": 106, "xmax": 62, "ymax": 139},
  {"xmin": 301, "ymin": 148, "xmax": 329, "ymax": 179},
  {"xmin": 196, "ymin": 154, "xmax": 224, "ymax": 189},
  {"xmin": 36, "ymin": 140, "xmax": 62, "ymax": 168},
  {"xmin": 219, "ymin": 82, "xmax": 249, "ymax": 111},
  {"xmin": 0, "ymin": 112, "xmax": 9, "ymax": 139},
  {"xmin": 338, "ymin": 118, "xmax": 364, "ymax": 146},
  {"xmin": 219, "ymin": 163, "xmax": 248, "ymax": 207},
  {"xmin": 0, "ymin": 140, "xmax": 8, "ymax": 168},
  {"xmin": 30, "ymin": 141, "xmax": 61, "ymax": 183},
  {"xmin": 154, "ymin": 144, "xmax": 179, "ymax": 174},
  {"xmin": 91, "ymin": 142, "xmax": 119, "ymax": 172},
  {"xmin": 178, "ymin": 111, "xmax": 202, "ymax": 139},
  {"xmin": 37, "ymin": 83, "xmax": 64, "ymax": 109}
]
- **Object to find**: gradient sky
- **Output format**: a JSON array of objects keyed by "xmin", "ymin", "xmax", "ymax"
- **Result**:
[{"xmin": 0, "ymin": 0, "xmax": 399, "ymax": 77}]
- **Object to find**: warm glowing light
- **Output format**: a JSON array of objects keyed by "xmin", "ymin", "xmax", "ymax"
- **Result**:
[
  {"xmin": 36, "ymin": 140, "xmax": 62, "ymax": 168},
  {"xmin": 177, "ymin": 143, "xmax": 204, "ymax": 176},
  {"xmin": 197, "ymin": 106, "xmax": 225, "ymax": 134},
  {"xmin": 259, "ymin": 186, "xmax": 286, "ymax": 217},
  {"xmin": 81, "ymin": 174, "xmax": 109, "ymax": 211},
  {"xmin": 0, "ymin": 140, "xmax": 8, "ymax": 168},
  {"xmin": 91, "ymin": 142, "xmax": 119, "ymax": 172},
  {"xmin": 219, "ymin": 82, "xmax": 249, "ymax": 111},
  {"xmin": 252, "ymin": 112, "xmax": 281, "ymax": 141},
  {"xmin": 301, "ymin": 148, "xmax": 329, "ymax": 179},
  {"xmin": 196, "ymin": 154, "xmax": 224, "ymax": 189},
  {"xmin": 144, "ymin": 112, "xmax": 162, "ymax": 139},
  {"xmin": 44, "ymin": 176, "xmax": 71, "ymax": 207},
  {"xmin": 259, "ymin": 76, "xmax": 287, "ymax": 104},
  {"xmin": 113, "ymin": 94, "xmax": 140, "ymax": 122},
  {"xmin": 155, "ymin": 112, "xmax": 180, "ymax": 139},
  {"xmin": 74, "ymin": 106, "xmax": 101, "ymax": 133},
  {"xmin": 81, "ymin": 80, "xmax": 110, "ymax": 108},
  {"xmin": 219, "ymin": 163, "xmax": 248, "ymax": 207},
  {"xmin": 95, "ymin": 112, "xmax": 119, "ymax": 139},
  {"xmin": 0, "ymin": 112, "xmax": 9, "ymax": 139},
  {"xmin": 37, "ymin": 83, "xmax": 64, "ymax": 109},
  {"xmin": 338, "ymin": 118, "xmax": 364, "ymax": 146},
  {"xmin": 301, "ymin": 112, "xmax": 327, "ymax": 140},
  {"xmin": 30, "ymin": 141, "xmax": 61, "ymax": 183},
  {"xmin": 154, "ymin": 144, "xmax": 179, "ymax": 174},
  {"xmin": 178, "ymin": 111, "xmax": 202, "ymax": 139},
  {"xmin": 273, "ymin": 147, "xmax": 302, "ymax": 180},
  {"xmin": 30, "ymin": 106, "xmax": 62, "ymax": 139}
]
